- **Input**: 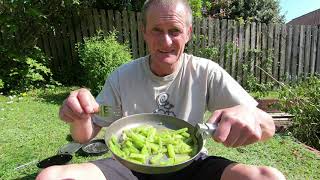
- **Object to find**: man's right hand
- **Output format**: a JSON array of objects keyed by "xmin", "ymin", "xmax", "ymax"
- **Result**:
[{"xmin": 59, "ymin": 88, "xmax": 99, "ymax": 124}]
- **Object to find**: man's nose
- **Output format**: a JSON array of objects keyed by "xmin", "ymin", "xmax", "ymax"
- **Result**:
[{"xmin": 160, "ymin": 33, "xmax": 173, "ymax": 47}]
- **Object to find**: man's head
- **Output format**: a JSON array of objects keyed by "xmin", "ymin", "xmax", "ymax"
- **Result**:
[
  {"xmin": 142, "ymin": 0, "xmax": 193, "ymax": 27},
  {"xmin": 142, "ymin": 0, "xmax": 193, "ymax": 76}
]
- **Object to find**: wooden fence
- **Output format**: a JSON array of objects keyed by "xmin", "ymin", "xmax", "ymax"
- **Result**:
[{"xmin": 35, "ymin": 9, "xmax": 320, "ymax": 85}]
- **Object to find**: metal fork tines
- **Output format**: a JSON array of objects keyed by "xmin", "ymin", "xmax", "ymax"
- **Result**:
[{"xmin": 96, "ymin": 105, "xmax": 122, "ymax": 119}]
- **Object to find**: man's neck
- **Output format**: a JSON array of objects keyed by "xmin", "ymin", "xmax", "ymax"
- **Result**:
[{"xmin": 149, "ymin": 56, "xmax": 182, "ymax": 77}]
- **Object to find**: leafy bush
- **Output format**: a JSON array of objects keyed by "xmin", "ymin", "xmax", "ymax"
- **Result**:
[
  {"xmin": 77, "ymin": 31, "xmax": 132, "ymax": 95},
  {"xmin": 279, "ymin": 76, "xmax": 320, "ymax": 150},
  {"xmin": 0, "ymin": 46, "xmax": 57, "ymax": 94}
]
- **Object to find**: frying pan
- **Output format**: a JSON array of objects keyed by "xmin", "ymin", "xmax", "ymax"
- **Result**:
[{"xmin": 104, "ymin": 113, "xmax": 216, "ymax": 174}]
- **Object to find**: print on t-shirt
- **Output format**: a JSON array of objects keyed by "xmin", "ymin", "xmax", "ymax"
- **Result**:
[{"xmin": 153, "ymin": 92, "xmax": 176, "ymax": 117}]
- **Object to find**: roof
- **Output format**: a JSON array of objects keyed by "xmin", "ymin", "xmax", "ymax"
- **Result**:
[{"xmin": 287, "ymin": 8, "xmax": 320, "ymax": 25}]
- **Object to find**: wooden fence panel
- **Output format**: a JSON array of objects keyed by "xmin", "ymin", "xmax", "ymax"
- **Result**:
[
  {"xmin": 298, "ymin": 25, "xmax": 305, "ymax": 77},
  {"xmin": 100, "ymin": 9, "xmax": 108, "ymax": 34},
  {"xmin": 237, "ymin": 22, "xmax": 244, "ymax": 84},
  {"xmin": 115, "ymin": 11, "xmax": 123, "ymax": 43},
  {"xmin": 310, "ymin": 27, "xmax": 318, "ymax": 74},
  {"xmin": 9, "ymin": 10, "xmax": 317, "ymax": 85},
  {"xmin": 291, "ymin": 25, "xmax": 300, "ymax": 80},
  {"xmin": 317, "ymin": 28, "xmax": 320, "ymax": 74},
  {"xmin": 129, "ymin": 11, "xmax": 138, "ymax": 58},
  {"xmin": 279, "ymin": 25, "xmax": 287, "ymax": 81},
  {"xmin": 304, "ymin": 26, "xmax": 312, "ymax": 76},
  {"xmin": 122, "ymin": 10, "xmax": 130, "ymax": 43},
  {"xmin": 137, "ymin": 12, "xmax": 145, "ymax": 57},
  {"xmin": 231, "ymin": 20, "xmax": 237, "ymax": 79},
  {"xmin": 261, "ymin": 23, "xmax": 268, "ymax": 84},
  {"xmin": 285, "ymin": 25, "xmax": 293, "ymax": 82},
  {"xmin": 255, "ymin": 23, "xmax": 262, "ymax": 81}
]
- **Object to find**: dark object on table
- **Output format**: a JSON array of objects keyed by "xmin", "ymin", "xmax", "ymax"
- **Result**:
[
  {"xmin": 80, "ymin": 139, "xmax": 108, "ymax": 156},
  {"xmin": 37, "ymin": 154, "xmax": 73, "ymax": 169}
]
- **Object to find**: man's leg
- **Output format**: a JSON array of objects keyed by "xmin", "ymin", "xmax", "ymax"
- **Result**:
[
  {"xmin": 36, "ymin": 163, "xmax": 106, "ymax": 180},
  {"xmin": 221, "ymin": 163, "xmax": 286, "ymax": 180}
]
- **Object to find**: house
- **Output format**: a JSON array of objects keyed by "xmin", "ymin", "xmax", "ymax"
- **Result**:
[{"xmin": 287, "ymin": 8, "xmax": 320, "ymax": 26}]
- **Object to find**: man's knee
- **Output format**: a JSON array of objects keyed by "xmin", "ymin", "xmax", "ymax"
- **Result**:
[
  {"xmin": 257, "ymin": 166, "xmax": 286, "ymax": 180},
  {"xmin": 36, "ymin": 165, "xmax": 62, "ymax": 180},
  {"xmin": 222, "ymin": 164, "xmax": 286, "ymax": 180}
]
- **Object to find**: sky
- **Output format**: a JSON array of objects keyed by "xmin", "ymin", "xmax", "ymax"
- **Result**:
[{"xmin": 280, "ymin": 0, "xmax": 320, "ymax": 23}]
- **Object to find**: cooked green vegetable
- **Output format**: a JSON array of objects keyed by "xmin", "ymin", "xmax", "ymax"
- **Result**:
[{"xmin": 108, "ymin": 125, "xmax": 198, "ymax": 166}]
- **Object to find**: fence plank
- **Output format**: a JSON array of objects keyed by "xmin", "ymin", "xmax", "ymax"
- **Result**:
[
  {"xmin": 298, "ymin": 25, "xmax": 305, "ymax": 77},
  {"xmin": 243, "ymin": 23, "xmax": 250, "ymax": 84},
  {"xmin": 267, "ymin": 24, "xmax": 274, "ymax": 83},
  {"xmin": 93, "ymin": 9, "xmax": 101, "ymax": 32},
  {"xmin": 310, "ymin": 27, "xmax": 318, "ymax": 74},
  {"xmin": 261, "ymin": 23, "xmax": 268, "ymax": 84},
  {"xmin": 107, "ymin": 10, "xmax": 114, "ymax": 31},
  {"xmin": 66, "ymin": 19, "xmax": 76, "ymax": 63},
  {"xmin": 304, "ymin": 26, "xmax": 312, "ymax": 76},
  {"xmin": 214, "ymin": 19, "xmax": 220, "ymax": 48},
  {"xmin": 122, "ymin": 10, "xmax": 130, "ymax": 42},
  {"xmin": 226, "ymin": 20, "xmax": 233, "ymax": 73},
  {"xmin": 201, "ymin": 18, "xmax": 207, "ymax": 48},
  {"xmin": 317, "ymin": 28, "xmax": 320, "ymax": 74},
  {"xmin": 115, "ymin": 11, "xmax": 123, "ymax": 43},
  {"xmin": 80, "ymin": 11, "xmax": 89, "ymax": 38},
  {"xmin": 231, "ymin": 20, "xmax": 237, "ymax": 79},
  {"xmin": 285, "ymin": 26, "xmax": 293, "ymax": 82},
  {"xmin": 273, "ymin": 24, "xmax": 280, "ymax": 81},
  {"xmin": 279, "ymin": 25, "xmax": 287, "ymax": 81},
  {"xmin": 129, "ymin": 11, "xmax": 138, "ymax": 58},
  {"xmin": 100, "ymin": 9, "xmax": 108, "ymax": 33},
  {"xmin": 237, "ymin": 22, "xmax": 244, "ymax": 84},
  {"xmin": 87, "ymin": 10, "xmax": 95, "ymax": 36},
  {"xmin": 137, "ymin": 12, "xmax": 145, "ymax": 57},
  {"xmin": 255, "ymin": 23, "xmax": 262, "ymax": 81},
  {"xmin": 220, "ymin": 19, "xmax": 227, "ymax": 67},
  {"xmin": 194, "ymin": 18, "xmax": 201, "ymax": 53},
  {"xmin": 250, "ymin": 22, "xmax": 256, "ymax": 75},
  {"xmin": 208, "ymin": 17, "xmax": 213, "ymax": 47},
  {"xmin": 41, "ymin": 33, "xmax": 52, "ymax": 58},
  {"xmin": 291, "ymin": 25, "xmax": 300, "ymax": 81}
]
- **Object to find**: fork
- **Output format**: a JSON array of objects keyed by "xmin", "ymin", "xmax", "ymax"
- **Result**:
[{"xmin": 93, "ymin": 105, "xmax": 122, "ymax": 126}]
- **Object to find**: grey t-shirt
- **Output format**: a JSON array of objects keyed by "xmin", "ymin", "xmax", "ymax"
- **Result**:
[{"xmin": 93, "ymin": 53, "xmax": 257, "ymax": 127}]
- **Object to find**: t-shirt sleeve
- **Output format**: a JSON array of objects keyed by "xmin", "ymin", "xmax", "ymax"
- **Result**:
[
  {"xmin": 92, "ymin": 71, "xmax": 122, "ymax": 127},
  {"xmin": 207, "ymin": 64, "xmax": 258, "ymax": 112}
]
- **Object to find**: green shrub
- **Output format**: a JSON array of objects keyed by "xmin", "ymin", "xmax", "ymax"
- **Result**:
[
  {"xmin": 279, "ymin": 76, "xmax": 320, "ymax": 150},
  {"xmin": 77, "ymin": 31, "xmax": 132, "ymax": 95},
  {"xmin": 0, "ymin": 46, "xmax": 56, "ymax": 94}
]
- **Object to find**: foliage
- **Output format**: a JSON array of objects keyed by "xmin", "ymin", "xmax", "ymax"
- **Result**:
[
  {"xmin": 278, "ymin": 76, "xmax": 320, "ymax": 150},
  {"xmin": 0, "ymin": 46, "xmax": 58, "ymax": 94},
  {"xmin": 77, "ymin": 31, "xmax": 132, "ymax": 95},
  {"xmin": 0, "ymin": 0, "xmax": 92, "ymax": 93},
  {"xmin": 207, "ymin": 0, "xmax": 284, "ymax": 23}
]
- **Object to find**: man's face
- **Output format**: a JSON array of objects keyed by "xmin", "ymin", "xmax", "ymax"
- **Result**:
[{"xmin": 143, "ymin": 3, "xmax": 192, "ymax": 67}]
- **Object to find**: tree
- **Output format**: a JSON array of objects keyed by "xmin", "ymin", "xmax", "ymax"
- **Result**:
[{"xmin": 207, "ymin": 0, "xmax": 284, "ymax": 23}]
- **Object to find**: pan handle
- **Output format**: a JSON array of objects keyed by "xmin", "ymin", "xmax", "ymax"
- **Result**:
[{"xmin": 195, "ymin": 123, "xmax": 218, "ymax": 139}]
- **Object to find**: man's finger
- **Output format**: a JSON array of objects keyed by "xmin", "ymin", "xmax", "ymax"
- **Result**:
[
  {"xmin": 213, "ymin": 114, "xmax": 231, "ymax": 143},
  {"xmin": 208, "ymin": 110, "xmax": 223, "ymax": 124},
  {"xmin": 77, "ymin": 89, "xmax": 95, "ymax": 114},
  {"xmin": 223, "ymin": 126, "xmax": 241, "ymax": 147}
]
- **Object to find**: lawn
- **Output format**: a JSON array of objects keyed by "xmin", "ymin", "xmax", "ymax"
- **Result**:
[{"xmin": 0, "ymin": 87, "xmax": 319, "ymax": 179}]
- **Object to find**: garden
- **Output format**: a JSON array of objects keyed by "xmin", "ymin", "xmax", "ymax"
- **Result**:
[{"xmin": 1, "ymin": 0, "xmax": 320, "ymax": 179}]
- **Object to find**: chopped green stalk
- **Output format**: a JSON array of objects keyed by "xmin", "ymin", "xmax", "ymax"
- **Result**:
[
  {"xmin": 174, "ymin": 155, "xmax": 191, "ymax": 164},
  {"xmin": 160, "ymin": 158, "xmax": 174, "ymax": 166},
  {"xmin": 167, "ymin": 144, "xmax": 175, "ymax": 158},
  {"xmin": 129, "ymin": 153, "xmax": 147, "ymax": 163},
  {"xmin": 150, "ymin": 153, "xmax": 163, "ymax": 165},
  {"xmin": 141, "ymin": 145, "xmax": 149, "ymax": 155},
  {"xmin": 174, "ymin": 128, "xmax": 188, "ymax": 134}
]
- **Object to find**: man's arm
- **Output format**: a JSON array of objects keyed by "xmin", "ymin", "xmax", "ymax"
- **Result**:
[
  {"xmin": 207, "ymin": 105, "xmax": 275, "ymax": 147},
  {"xmin": 59, "ymin": 88, "xmax": 102, "ymax": 144}
]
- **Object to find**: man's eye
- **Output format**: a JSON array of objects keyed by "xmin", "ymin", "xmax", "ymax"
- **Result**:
[{"xmin": 169, "ymin": 29, "xmax": 181, "ymax": 36}]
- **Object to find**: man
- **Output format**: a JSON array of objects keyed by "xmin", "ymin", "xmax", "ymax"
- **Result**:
[{"xmin": 36, "ymin": 0, "xmax": 285, "ymax": 179}]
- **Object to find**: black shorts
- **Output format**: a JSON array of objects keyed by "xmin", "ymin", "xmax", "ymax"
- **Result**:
[{"xmin": 91, "ymin": 153, "xmax": 235, "ymax": 180}]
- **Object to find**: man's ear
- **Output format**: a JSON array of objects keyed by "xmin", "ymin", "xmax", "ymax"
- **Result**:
[{"xmin": 186, "ymin": 25, "xmax": 193, "ymax": 43}]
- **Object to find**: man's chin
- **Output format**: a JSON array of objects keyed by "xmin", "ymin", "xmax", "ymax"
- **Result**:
[{"xmin": 154, "ymin": 53, "xmax": 178, "ymax": 64}]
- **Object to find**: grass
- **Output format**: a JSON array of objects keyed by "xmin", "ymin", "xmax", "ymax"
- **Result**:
[{"xmin": 1, "ymin": 87, "xmax": 319, "ymax": 179}]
